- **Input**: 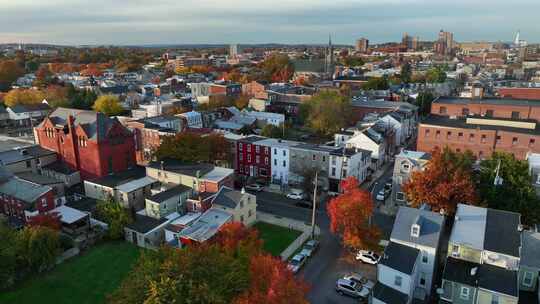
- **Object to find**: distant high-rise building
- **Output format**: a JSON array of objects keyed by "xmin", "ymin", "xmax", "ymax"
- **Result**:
[
  {"xmin": 355, "ymin": 38, "xmax": 369, "ymax": 53},
  {"xmin": 412, "ymin": 36, "xmax": 419, "ymax": 51},
  {"xmin": 229, "ymin": 44, "xmax": 240, "ymax": 58},
  {"xmin": 436, "ymin": 30, "xmax": 454, "ymax": 55},
  {"xmin": 402, "ymin": 33, "xmax": 419, "ymax": 51}
]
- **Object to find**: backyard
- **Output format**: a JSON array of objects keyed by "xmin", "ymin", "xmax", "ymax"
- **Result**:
[
  {"xmin": 253, "ymin": 222, "xmax": 302, "ymax": 256},
  {"xmin": 0, "ymin": 242, "xmax": 140, "ymax": 304}
]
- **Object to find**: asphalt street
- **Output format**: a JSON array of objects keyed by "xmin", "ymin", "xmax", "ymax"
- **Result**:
[{"xmin": 253, "ymin": 164, "xmax": 396, "ymax": 304}]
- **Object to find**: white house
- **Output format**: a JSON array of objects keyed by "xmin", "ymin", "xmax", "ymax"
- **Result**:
[
  {"xmin": 243, "ymin": 110, "xmax": 285, "ymax": 127},
  {"xmin": 328, "ymin": 147, "xmax": 371, "ymax": 193},
  {"xmin": 177, "ymin": 111, "xmax": 203, "ymax": 129},
  {"xmin": 373, "ymin": 241, "xmax": 420, "ymax": 304},
  {"xmin": 380, "ymin": 113, "xmax": 403, "ymax": 147},
  {"xmin": 210, "ymin": 187, "xmax": 257, "ymax": 226},
  {"xmin": 390, "ymin": 207, "xmax": 445, "ymax": 299},
  {"xmin": 345, "ymin": 127, "xmax": 387, "ymax": 170},
  {"xmin": 257, "ymin": 138, "xmax": 300, "ymax": 186}
]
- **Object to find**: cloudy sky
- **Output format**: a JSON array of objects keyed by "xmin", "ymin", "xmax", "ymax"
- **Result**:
[{"xmin": 0, "ymin": 0, "xmax": 537, "ymax": 45}]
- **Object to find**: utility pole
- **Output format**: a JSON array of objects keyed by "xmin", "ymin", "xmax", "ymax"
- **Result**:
[
  {"xmin": 494, "ymin": 159, "xmax": 503, "ymax": 186},
  {"xmin": 311, "ymin": 171, "xmax": 318, "ymax": 239}
]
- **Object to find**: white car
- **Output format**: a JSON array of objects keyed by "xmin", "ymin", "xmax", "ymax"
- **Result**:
[
  {"xmin": 375, "ymin": 189, "xmax": 386, "ymax": 201},
  {"xmin": 356, "ymin": 250, "xmax": 380, "ymax": 265},
  {"xmin": 287, "ymin": 190, "xmax": 305, "ymax": 200},
  {"xmin": 342, "ymin": 272, "xmax": 375, "ymax": 290},
  {"xmin": 245, "ymin": 184, "xmax": 264, "ymax": 192},
  {"xmin": 287, "ymin": 254, "xmax": 307, "ymax": 273}
]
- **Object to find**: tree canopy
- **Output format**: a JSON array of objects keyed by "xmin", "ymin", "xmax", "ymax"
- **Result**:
[
  {"xmin": 0, "ymin": 60, "xmax": 24, "ymax": 92},
  {"xmin": 260, "ymin": 54, "xmax": 294, "ymax": 83},
  {"xmin": 414, "ymin": 91, "xmax": 435, "ymax": 116},
  {"xmin": 95, "ymin": 200, "xmax": 133, "ymax": 240},
  {"xmin": 327, "ymin": 177, "xmax": 380, "ymax": 250},
  {"xmin": 92, "ymin": 95, "xmax": 124, "ymax": 116},
  {"xmin": 400, "ymin": 62, "xmax": 412, "ymax": 84},
  {"xmin": 402, "ymin": 147, "xmax": 478, "ymax": 215},
  {"xmin": 426, "ymin": 67, "xmax": 447, "ymax": 83},
  {"xmin": 301, "ymin": 90, "xmax": 352, "ymax": 136},
  {"xmin": 154, "ymin": 132, "xmax": 230, "ymax": 165},
  {"xmin": 362, "ymin": 76, "xmax": 389, "ymax": 90}
]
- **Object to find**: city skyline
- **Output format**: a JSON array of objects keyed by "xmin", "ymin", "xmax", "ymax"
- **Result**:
[{"xmin": 0, "ymin": 0, "xmax": 539, "ymax": 45}]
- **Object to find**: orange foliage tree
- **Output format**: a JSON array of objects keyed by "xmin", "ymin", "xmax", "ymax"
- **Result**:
[
  {"xmin": 214, "ymin": 222, "xmax": 262, "ymax": 255},
  {"xmin": 234, "ymin": 254, "xmax": 309, "ymax": 304},
  {"xmin": 327, "ymin": 177, "xmax": 380, "ymax": 250},
  {"xmin": 402, "ymin": 147, "xmax": 478, "ymax": 215}
]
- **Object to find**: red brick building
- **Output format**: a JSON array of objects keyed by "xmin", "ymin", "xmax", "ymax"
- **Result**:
[
  {"xmin": 496, "ymin": 88, "xmax": 540, "ymax": 101},
  {"xmin": 430, "ymin": 97, "xmax": 540, "ymax": 121},
  {"xmin": 236, "ymin": 136, "xmax": 271, "ymax": 181},
  {"xmin": 35, "ymin": 108, "xmax": 136, "ymax": 179},
  {"xmin": 0, "ymin": 173, "xmax": 55, "ymax": 226}
]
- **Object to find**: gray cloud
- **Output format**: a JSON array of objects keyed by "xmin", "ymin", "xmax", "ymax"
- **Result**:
[{"xmin": 0, "ymin": 0, "xmax": 537, "ymax": 45}]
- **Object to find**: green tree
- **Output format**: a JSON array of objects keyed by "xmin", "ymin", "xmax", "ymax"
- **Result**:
[
  {"xmin": 260, "ymin": 124, "xmax": 286, "ymax": 139},
  {"xmin": 0, "ymin": 60, "xmax": 24, "ymax": 92},
  {"xmin": 303, "ymin": 91, "xmax": 351, "ymax": 136},
  {"xmin": 92, "ymin": 95, "xmax": 124, "ymax": 116},
  {"xmin": 414, "ymin": 91, "xmax": 435, "ymax": 116},
  {"xmin": 16, "ymin": 226, "xmax": 61, "ymax": 273},
  {"xmin": 342, "ymin": 56, "xmax": 364, "ymax": 67},
  {"xmin": 426, "ymin": 67, "xmax": 447, "ymax": 83},
  {"xmin": 479, "ymin": 152, "xmax": 540, "ymax": 225},
  {"xmin": 400, "ymin": 62, "xmax": 412, "ymax": 83},
  {"xmin": 95, "ymin": 200, "xmax": 133, "ymax": 240},
  {"xmin": 154, "ymin": 133, "xmax": 230, "ymax": 164},
  {"xmin": 0, "ymin": 221, "xmax": 18, "ymax": 289},
  {"xmin": 67, "ymin": 84, "xmax": 97, "ymax": 110},
  {"xmin": 362, "ymin": 76, "xmax": 389, "ymax": 90}
]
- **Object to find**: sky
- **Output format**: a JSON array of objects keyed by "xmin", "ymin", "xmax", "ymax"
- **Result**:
[{"xmin": 0, "ymin": 0, "xmax": 538, "ymax": 45}]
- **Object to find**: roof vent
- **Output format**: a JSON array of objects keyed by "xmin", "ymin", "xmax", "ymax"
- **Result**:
[
  {"xmin": 20, "ymin": 149, "xmax": 28, "ymax": 156},
  {"xmin": 470, "ymin": 267, "xmax": 478, "ymax": 276}
]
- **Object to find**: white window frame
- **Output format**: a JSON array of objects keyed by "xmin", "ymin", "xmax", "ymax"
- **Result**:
[
  {"xmin": 394, "ymin": 276, "xmax": 402, "ymax": 287},
  {"xmin": 460, "ymin": 286, "xmax": 470, "ymax": 300},
  {"xmin": 523, "ymin": 271, "xmax": 534, "ymax": 287}
]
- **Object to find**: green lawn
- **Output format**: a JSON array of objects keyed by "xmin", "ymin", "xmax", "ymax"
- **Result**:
[
  {"xmin": 0, "ymin": 242, "xmax": 140, "ymax": 304},
  {"xmin": 253, "ymin": 222, "xmax": 302, "ymax": 256}
]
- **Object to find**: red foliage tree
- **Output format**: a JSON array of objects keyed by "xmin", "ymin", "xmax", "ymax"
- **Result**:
[
  {"xmin": 402, "ymin": 147, "xmax": 478, "ymax": 215},
  {"xmin": 233, "ymin": 254, "xmax": 309, "ymax": 304},
  {"xmin": 27, "ymin": 212, "xmax": 62, "ymax": 231},
  {"xmin": 214, "ymin": 222, "xmax": 262, "ymax": 255},
  {"xmin": 327, "ymin": 177, "xmax": 380, "ymax": 250}
]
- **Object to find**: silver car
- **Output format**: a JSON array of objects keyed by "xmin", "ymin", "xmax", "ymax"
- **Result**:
[
  {"xmin": 336, "ymin": 278, "xmax": 369, "ymax": 298},
  {"xmin": 287, "ymin": 254, "xmax": 307, "ymax": 273},
  {"xmin": 343, "ymin": 272, "xmax": 375, "ymax": 290},
  {"xmin": 300, "ymin": 239, "xmax": 319, "ymax": 257}
]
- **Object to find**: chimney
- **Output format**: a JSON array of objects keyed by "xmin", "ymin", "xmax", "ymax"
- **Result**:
[{"xmin": 471, "ymin": 83, "xmax": 484, "ymax": 100}]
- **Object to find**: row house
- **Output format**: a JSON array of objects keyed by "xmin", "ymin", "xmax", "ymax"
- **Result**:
[
  {"xmin": 391, "ymin": 150, "xmax": 431, "ymax": 206},
  {"xmin": 372, "ymin": 207, "xmax": 444, "ymax": 304},
  {"xmin": 255, "ymin": 138, "xmax": 300, "ymax": 186},
  {"xmin": 236, "ymin": 136, "xmax": 271, "ymax": 181},
  {"xmin": 440, "ymin": 204, "xmax": 524, "ymax": 304},
  {"xmin": 0, "ymin": 145, "xmax": 57, "ymax": 175},
  {"xmin": 35, "ymin": 108, "xmax": 136, "ymax": 179},
  {"xmin": 6, "ymin": 103, "xmax": 51, "ymax": 128},
  {"xmin": 328, "ymin": 147, "xmax": 371, "ymax": 193},
  {"xmin": 289, "ymin": 143, "xmax": 335, "ymax": 190},
  {"xmin": 0, "ymin": 169, "xmax": 55, "ymax": 227},
  {"xmin": 125, "ymin": 119, "xmax": 177, "ymax": 165},
  {"xmin": 417, "ymin": 115, "xmax": 540, "ymax": 160}
]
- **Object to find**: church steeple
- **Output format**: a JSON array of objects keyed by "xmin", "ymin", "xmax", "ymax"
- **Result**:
[{"xmin": 325, "ymin": 34, "xmax": 334, "ymax": 78}]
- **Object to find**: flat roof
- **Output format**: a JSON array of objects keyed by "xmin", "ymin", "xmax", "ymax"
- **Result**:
[
  {"xmin": 116, "ymin": 176, "xmax": 157, "ymax": 193},
  {"xmin": 148, "ymin": 184, "xmax": 192, "ymax": 203},
  {"xmin": 435, "ymin": 96, "xmax": 540, "ymax": 107},
  {"xmin": 0, "ymin": 145, "xmax": 56, "ymax": 165},
  {"xmin": 178, "ymin": 208, "xmax": 231, "ymax": 242},
  {"xmin": 53, "ymin": 205, "xmax": 89, "ymax": 224},
  {"xmin": 521, "ymin": 231, "xmax": 540, "ymax": 268},
  {"xmin": 203, "ymin": 166, "xmax": 234, "ymax": 182},
  {"xmin": 484, "ymin": 209, "xmax": 521, "ymax": 257},
  {"xmin": 421, "ymin": 115, "xmax": 540, "ymax": 135},
  {"xmin": 86, "ymin": 166, "xmax": 146, "ymax": 188},
  {"xmin": 450, "ymin": 204, "xmax": 487, "ymax": 251}
]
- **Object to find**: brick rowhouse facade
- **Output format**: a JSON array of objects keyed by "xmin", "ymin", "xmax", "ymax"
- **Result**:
[
  {"xmin": 236, "ymin": 136, "xmax": 271, "ymax": 181},
  {"xmin": 0, "ymin": 179, "xmax": 55, "ymax": 224},
  {"xmin": 35, "ymin": 108, "xmax": 136, "ymax": 179}
]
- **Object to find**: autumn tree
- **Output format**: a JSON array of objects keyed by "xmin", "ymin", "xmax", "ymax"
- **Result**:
[
  {"xmin": 261, "ymin": 124, "xmax": 286, "ymax": 139},
  {"xmin": 426, "ymin": 67, "xmax": 447, "ymax": 83},
  {"xmin": 402, "ymin": 147, "xmax": 478, "ymax": 215},
  {"xmin": 27, "ymin": 212, "xmax": 62, "ymax": 231},
  {"xmin": 155, "ymin": 132, "xmax": 230, "ymax": 164},
  {"xmin": 327, "ymin": 177, "xmax": 380, "ymax": 250},
  {"xmin": 302, "ymin": 90, "xmax": 352, "ymax": 136},
  {"xmin": 95, "ymin": 200, "xmax": 133, "ymax": 240},
  {"xmin": 362, "ymin": 76, "xmax": 389, "ymax": 90},
  {"xmin": 235, "ymin": 94, "xmax": 250, "ymax": 110},
  {"xmin": 92, "ymin": 94, "xmax": 124, "ymax": 116},
  {"xmin": 479, "ymin": 152, "xmax": 540, "ymax": 225},
  {"xmin": 16, "ymin": 226, "xmax": 61, "ymax": 273},
  {"xmin": 261, "ymin": 54, "xmax": 294, "ymax": 83},
  {"xmin": 3, "ymin": 88, "xmax": 45, "ymax": 107},
  {"xmin": 0, "ymin": 60, "xmax": 24, "ymax": 91},
  {"xmin": 33, "ymin": 65, "xmax": 54, "ymax": 87}
]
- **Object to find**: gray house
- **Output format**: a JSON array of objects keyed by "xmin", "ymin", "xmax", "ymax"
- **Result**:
[
  {"xmin": 519, "ymin": 231, "xmax": 540, "ymax": 296},
  {"xmin": 289, "ymin": 143, "xmax": 336, "ymax": 190},
  {"xmin": 391, "ymin": 150, "xmax": 430, "ymax": 206},
  {"xmin": 145, "ymin": 184, "xmax": 192, "ymax": 220}
]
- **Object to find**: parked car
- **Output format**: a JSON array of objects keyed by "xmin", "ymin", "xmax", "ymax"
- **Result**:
[
  {"xmin": 342, "ymin": 272, "xmax": 375, "ymax": 290},
  {"xmin": 300, "ymin": 239, "xmax": 319, "ymax": 257},
  {"xmin": 335, "ymin": 278, "xmax": 370, "ymax": 298},
  {"xmin": 287, "ymin": 190, "xmax": 306, "ymax": 200},
  {"xmin": 287, "ymin": 254, "xmax": 307, "ymax": 273},
  {"xmin": 375, "ymin": 189, "xmax": 386, "ymax": 201},
  {"xmin": 245, "ymin": 183, "xmax": 264, "ymax": 192},
  {"xmin": 356, "ymin": 250, "xmax": 380, "ymax": 265},
  {"xmin": 384, "ymin": 182, "xmax": 392, "ymax": 194}
]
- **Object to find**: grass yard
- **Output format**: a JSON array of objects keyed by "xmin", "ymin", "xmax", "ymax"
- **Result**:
[
  {"xmin": 0, "ymin": 242, "xmax": 140, "ymax": 304},
  {"xmin": 253, "ymin": 222, "xmax": 302, "ymax": 256}
]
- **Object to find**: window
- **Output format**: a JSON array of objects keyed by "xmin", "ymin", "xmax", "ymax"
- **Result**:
[
  {"xmin": 435, "ymin": 130, "xmax": 441, "ymax": 139},
  {"xmin": 512, "ymin": 137, "xmax": 518, "ymax": 145},
  {"xmin": 256, "ymin": 155, "xmax": 260, "ymax": 164},
  {"xmin": 282, "ymin": 160, "xmax": 286, "ymax": 167},
  {"xmin": 394, "ymin": 276, "xmax": 402, "ymax": 287},
  {"xmin": 255, "ymin": 146, "xmax": 260, "ymax": 153},
  {"xmin": 247, "ymin": 154, "xmax": 251, "ymax": 162},
  {"xmin": 332, "ymin": 157, "xmax": 336, "ymax": 165},
  {"xmin": 396, "ymin": 192, "xmax": 405, "ymax": 201},
  {"xmin": 458, "ymin": 132, "xmax": 463, "ymax": 139},
  {"xmin": 419, "ymin": 273, "xmax": 426, "ymax": 286},
  {"xmin": 486, "ymin": 109, "xmax": 494, "ymax": 117},
  {"xmin": 342, "ymin": 169, "xmax": 347, "ymax": 178},
  {"xmin": 411, "ymin": 224, "xmax": 420, "ymax": 237},
  {"xmin": 264, "ymin": 147, "xmax": 269, "ymax": 154},
  {"xmin": 469, "ymin": 133, "xmax": 475, "ymax": 142},
  {"xmin": 401, "ymin": 161, "xmax": 410, "ymax": 172},
  {"xmin": 491, "ymin": 294, "xmax": 499, "ymax": 304},
  {"xmin": 239, "ymin": 143, "xmax": 243, "ymax": 151},
  {"xmin": 239, "ymin": 154, "xmax": 243, "ymax": 161},
  {"xmin": 239, "ymin": 166, "xmax": 243, "ymax": 173},
  {"xmin": 240, "ymin": 215, "xmax": 244, "ymax": 223},
  {"xmin": 274, "ymin": 148, "xmax": 277, "ymax": 155},
  {"xmin": 511, "ymin": 111, "xmax": 520, "ymax": 119},
  {"xmin": 446, "ymin": 131, "xmax": 452, "ymax": 139},
  {"xmin": 451, "ymin": 244, "xmax": 460, "ymax": 257},
  {"xmin": 425, "ymin": 129, "xmax": 430, "ymax": 137},
  {"xmin": 274, "ymin": 159, "xmax": 277, "ymax": 166},
  {"xmin": 496, "ymin": 135, "xmax": 501, "ymax": 143},
  {"xmin": 456, "ymin": 148, "xmax": 461, "ymax": 153},
  {"xmin": 422, "ymin": 254, "xmax": 428, "ymax": 263},
  {"xmin": 460, "ymin": 287, "xmax": 470, "ymax": 300},
  {"xmin": 530, "ymin": 138, "xmax": 536, "ymax": 147},
  {"xmin": 248, "ymin": 210, "xmax": 252, "ymax": 217},
  {"xmin": 282, "ymin": 150, "xmax": 286, "ymax": 156},
  {"xmin": 247, "ymin": 144, "xmax": 251, "ymax": 152},
  {"xmin": 481, "ymin": 134, "xmax": 487, "ymax": 143},
  {"xmin": 25, "ymin": 160, "xmax": 31, "ymax": 168},
  {"xmin": 439, "ymin": 107, "xmax": 447, "ymax": 114},
  {"xmin": 331, "ymin": 168, "xmax": 336, "ymax": 176},
  {"xmin": 312, "ymin": 154, "xmax": 316, "ymax": 161},
  {"xmin": 265, "ymin": 157, "xmax": 269, "ymax": 165},
  {"xmin": 462, "ymin": 108, "xmax": 470, "ymax": 116},
  {"xmin": 523, "ymin": 271, "xmax": 534, "ymax": 287}
]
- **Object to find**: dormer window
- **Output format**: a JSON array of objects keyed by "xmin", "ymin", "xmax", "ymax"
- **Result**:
[{"xmin": 411, "ymin": 223, "xmax": 420, "ymax": 238}]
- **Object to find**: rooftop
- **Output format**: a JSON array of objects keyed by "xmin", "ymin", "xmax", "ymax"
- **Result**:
[
  {"xmin": 380, "ymin": 241, "xmax": 419, "ymax": 275},
  {"xmin": 435, "ymin": 96, "xmax": 540, "ymax": 107},
  {"xmin": 115, "ymin": 176, "xmax": 157, "ymax": 193},
  {"xmin": 147, "ymin": 160, "xmax": 214, "ymax": 178},
  {"xmin": 148, "ymin": 184, "xmax": 192, "ymax": 203},
  {"xmin": 86, "ymin": 166, "xmax": 146, "ymax": 188},
  {"xmin": 0, "ymin": 145, "xmax": 56, "ymax": 166},
  {"xmin": 16, "ymin": 172, "xmax": 63, "ymax": 185},
  {"xmin": 126, "ymin": 214, "xmax": 168, "ymax": 234},
  {"xmin": 212, "ymin": 187, "xmax": 250, "ymax": 209},
  {"xmin": 422, "ymin": 115, "xmax": 540, "ymax": 135},
  {"xmin": 521, "ymin": 231, "xmax": 540, "ymax": 268},
  {"xmin": 53, "ymin": 205, "xmax": 89, "ymax": 224},
  {"xmin": 0, "ymin": 176, "xmax": 52, "ymax": 206},
  {"xmin": 484, "ymin": 208, "xmax": 521, "ymax": 257},
  {"xmin": 178, "ymin": 208, "xmax": 232, "ymax": 242},
  {"xmin": 391, "ymin": 207, "xmax": 445, "ymax": 249},
  {"xmin": 372, "ymin": 282, "xmax": 408, "ymax": 304},
  {"xmin": 450, "ymin": 204, "xmax": 487, "ymax": 251}
]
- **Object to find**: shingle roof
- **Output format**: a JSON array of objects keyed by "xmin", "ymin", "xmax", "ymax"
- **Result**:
[
  {"xmin": 380, "ymin": 241, "xmax": 419, "ymax": 275},
  {"xmin": 484, "ymin": 209, "xmax": 521, "ymax": 257},
  {"xmin": 212, "ymin": 187, "xmax": 246, "ymax": 209},
  {"xmin": 148, "ymin": 184, "xmax": 192, "ymax": 203},
  {"xmin": 443, "ymin": 257, "xmax": 480, "ymax": 287},
  {"xmin": 372, "ymin": 282, "xmax": 409, "ymax": 304},
  {"xmin": 391, "ymin": 207, "xmax": 444, "ymax": 249},
  {"xmin": 10, "ymin": 103, "xmax": 50, "ymax": 113},
  {"xmin": 0, "ymin": 177, "xmax": 52, "ymax": 207},
  {"xmin": 126, "ymin": 214, "xmax": 167, "ymax": 234},
  {"xmin": 86, "ymin": 166, "xmax": 146, "ymax": 188},
  {"xmin": 0, "ymin": 145, "xmax": 56, "ymax": 166},
  {"xmin": 521, "ymin": 231, "xmax": 540, "ymax": 268},
  {"xmin": 435, "ymin": 96, "xmax": 540, "ymax": 107},
  {"xmin": 147, "ymin": 160, "xmax": 214, "ymax": 178}
]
